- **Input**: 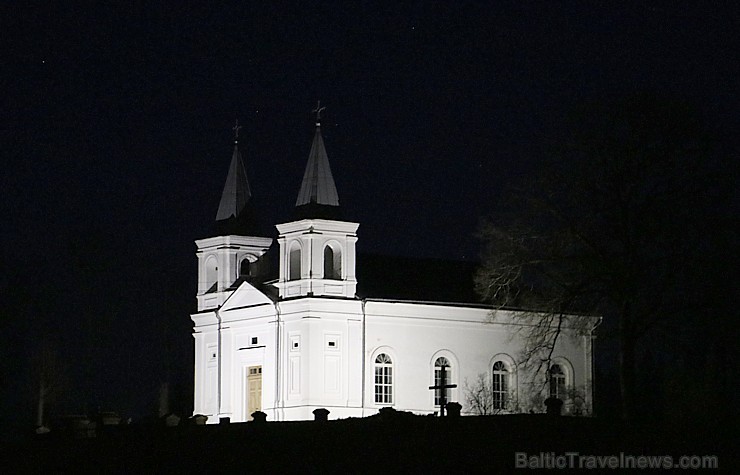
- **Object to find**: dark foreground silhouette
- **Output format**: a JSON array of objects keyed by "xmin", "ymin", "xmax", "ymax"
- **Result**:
[{"xmin": 6, "ymin": 413, "xmax": 731, "ymax": 473}]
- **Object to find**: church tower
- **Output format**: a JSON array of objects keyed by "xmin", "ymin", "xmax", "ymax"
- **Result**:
[
  {"xmin": 195, "ymin": 121, "xmax": 273, "ymax": 311},
  {"xmin": 274, "ymin": 103, "xmax": 359, "ymax": 299}
]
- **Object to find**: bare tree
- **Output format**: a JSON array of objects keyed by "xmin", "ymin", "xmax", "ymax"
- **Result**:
[
  {"xmin": 463, "ymin": 374, "xmax": 495, "ymax": 415},
  {"xmin": 476, "ymin": 222, "xmax": 598, "ymax": 397},
  {"xmin": 476, "ymin": 93, "xmax": 717, "ymax": 421},
  {"xmin": 464, "ymin": 372, "xmax": 525, "ymax": 415},
  {"xmin": 30, "ymin": 343, "xmax": 68, "ymax": 428}
]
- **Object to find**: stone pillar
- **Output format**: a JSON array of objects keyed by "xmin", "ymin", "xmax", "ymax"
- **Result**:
[
  {"xmin": 251, "ymin": 411, "xmax": 267, "ymax": 423},
  {"xmin": 191, "ymin": 414, "xmax": 208, "ymax": 425},
  {"xmin": 378, "ymin": 407, "xmax": 397, "ymax": 419},
  {"xmin": 313, "ymin": 408, "xmax": 330, "ymax": 421},
  {"xmin": 446, "ymin": 402, "xmax": 462, "ymax": 417},
  {"xmin": 544, "ymin": 397, "xmax": 563, "ymax": 416},
  {"xmin": 164, "ymin": 413, "xmax": 181, "ymax": 427}
]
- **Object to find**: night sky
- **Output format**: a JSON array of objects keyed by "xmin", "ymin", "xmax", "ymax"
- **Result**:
[{"xmin": 2, "ymin": 2, "xmax": 737, "ymax": 427}]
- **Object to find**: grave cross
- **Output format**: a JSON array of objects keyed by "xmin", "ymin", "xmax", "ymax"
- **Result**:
[{"xmin": 429, "ymin": 364, "xmax": 457, "ymax": 417}]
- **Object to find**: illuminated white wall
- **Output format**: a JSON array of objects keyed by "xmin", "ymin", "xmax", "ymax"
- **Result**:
[
  {"xmin": 191, "ymin": 220, "xmax": 596, "ymax": 423},
  {"xmin": 363, "ymin": 302, "xmax": 593, "ymax": 416},
  {"xmin": 193, "ymin": 292, "xmax": 594, "ymax": 422}
]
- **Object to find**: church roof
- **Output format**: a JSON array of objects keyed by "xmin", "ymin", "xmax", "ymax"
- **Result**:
[
  {"xmin": 213, "ymin": 121, "xmax": 264, "ymax": 235},
  {"xmin": 249, "ymin": 245, "xmax": 482, "ymax": 305},
  {"xmin": 216, "ymin": 142, "xmax": 252, "ymax": 222},
  {"xmin": 355, "ymin": 254, "xmax": 481, "ymax": 304},
  {"xmin": 295, "ymin": 120, "xmax": 340, "ymax": 217}
]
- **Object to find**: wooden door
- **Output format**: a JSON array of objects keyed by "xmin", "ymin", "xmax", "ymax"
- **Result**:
[{"xmin": 247, "ymin": 365, "xmax": 262, "ymax": 420}]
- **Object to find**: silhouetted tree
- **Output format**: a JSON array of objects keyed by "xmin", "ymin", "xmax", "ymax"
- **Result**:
[
  {"xmin": 463, "ymin": 374, "xmax": 495, "ymax": 415},
  {"xmin": 30, "ymin": 342, "xmax": 68, "ymax": 428},
  {"xmin": 476, "ymin": 93, "xmax": 720, "ymax": 421}
]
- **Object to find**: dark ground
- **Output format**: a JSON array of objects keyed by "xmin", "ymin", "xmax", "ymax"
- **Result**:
[{"xmin": 5, "ymin": 413, "xmax": 734, "ymax": 473}]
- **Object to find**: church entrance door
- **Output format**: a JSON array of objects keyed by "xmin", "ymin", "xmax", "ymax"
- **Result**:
[{"xmin": 247, "ymin": 365, "xmax": 262, "ymax": 420}]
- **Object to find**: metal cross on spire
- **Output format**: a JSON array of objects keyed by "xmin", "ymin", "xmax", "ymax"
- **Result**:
[
  {"xmin": 312, "ymin": 100, "xmax": 326, "ymax": 125},
  {"xmin": 232, "ymin": 119, "xmax": 242, "ymax": 143}
]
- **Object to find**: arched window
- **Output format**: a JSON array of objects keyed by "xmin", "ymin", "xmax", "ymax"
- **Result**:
[
  {"xmin": 323, "ymin": 244, "xmax": 342, "ymax": 280},
  {"xmin": 374, "ymin": 353, "xmax": 393, "ymax": 404},
  {"xmin": 434, "ymin": 357, "xmax": 452, "ymax": 406},
  {"xmin": 205, "ymin": 256, "xmax": 218, "ymax": 292},
  {"xmin": 549, "ymin": 364, "xmax": 567, "ymax": 400},
  {"xmin": 492, "ymin": 361, "xmax": 509, "ymax": 410},
  {"xmin": 240, "ymin": 259, "xmax": 250, "ymax": 278},
  {"xmin": 289, "ymin": 243, "xmax": 301, "ymax": 281}
]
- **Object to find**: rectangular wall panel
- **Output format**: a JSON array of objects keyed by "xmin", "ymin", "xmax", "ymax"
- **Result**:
[
  {"xmin": 206, "ymin": 368, "xmax": 217, "ymax": 413},
  {"xmin": 324, "ymin": 355, "xmax": 340, "ymax": 393},
  {"xmin": 289, "ymin": 356, "xmax": 300, "ymax": 395}
]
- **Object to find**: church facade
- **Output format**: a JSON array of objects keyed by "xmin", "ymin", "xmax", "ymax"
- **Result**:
[{"xmin": 191, "ymin": 114, "xmax": 599, "ymax": 422}]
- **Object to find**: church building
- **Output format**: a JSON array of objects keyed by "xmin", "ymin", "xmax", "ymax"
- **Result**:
[{"xmin": 191, "ymin": 111, "xmax": 599, "ymax": 422}]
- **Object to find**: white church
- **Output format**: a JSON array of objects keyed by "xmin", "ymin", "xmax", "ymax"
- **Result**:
[{"xmin": 190, "ymin": 111, "xmax": 598, "ymax": 422}]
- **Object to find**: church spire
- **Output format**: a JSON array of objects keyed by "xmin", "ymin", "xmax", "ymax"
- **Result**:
[
  {"xmin": 215, "ymin": 119, "xmax": 256, "ymax": 234},
  {"xmin": 295, "ymin": 101, "xmax": 341, "ymax": 219}
]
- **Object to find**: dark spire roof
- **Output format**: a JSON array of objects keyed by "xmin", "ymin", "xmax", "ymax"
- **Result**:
[
  {"xmin": 295, "ymin": 103, "xmax": 341, "ymax": 219},
  {"xmin": 215, "ymin": 121, "xmax": 259, "ymax": 235}
]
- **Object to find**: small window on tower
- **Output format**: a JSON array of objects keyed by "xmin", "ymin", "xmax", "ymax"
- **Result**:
[
  {"xmin": 289, "ymin": 243, "xmax": 301, "ymax": 281},
  {"xmin": 240, "ymin": 259, "xmax": 250, "ymax": 278},
  {"xmin": 205, "ymin": 256, "xmax": 218, "ymax": 293},
  {"xmin": 323, "ymin": 243, "xmax": 342, "ymax": 280},
  {"xmin": 251, "ymin": 337, "xmax": 258, "ymax": 345}
]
